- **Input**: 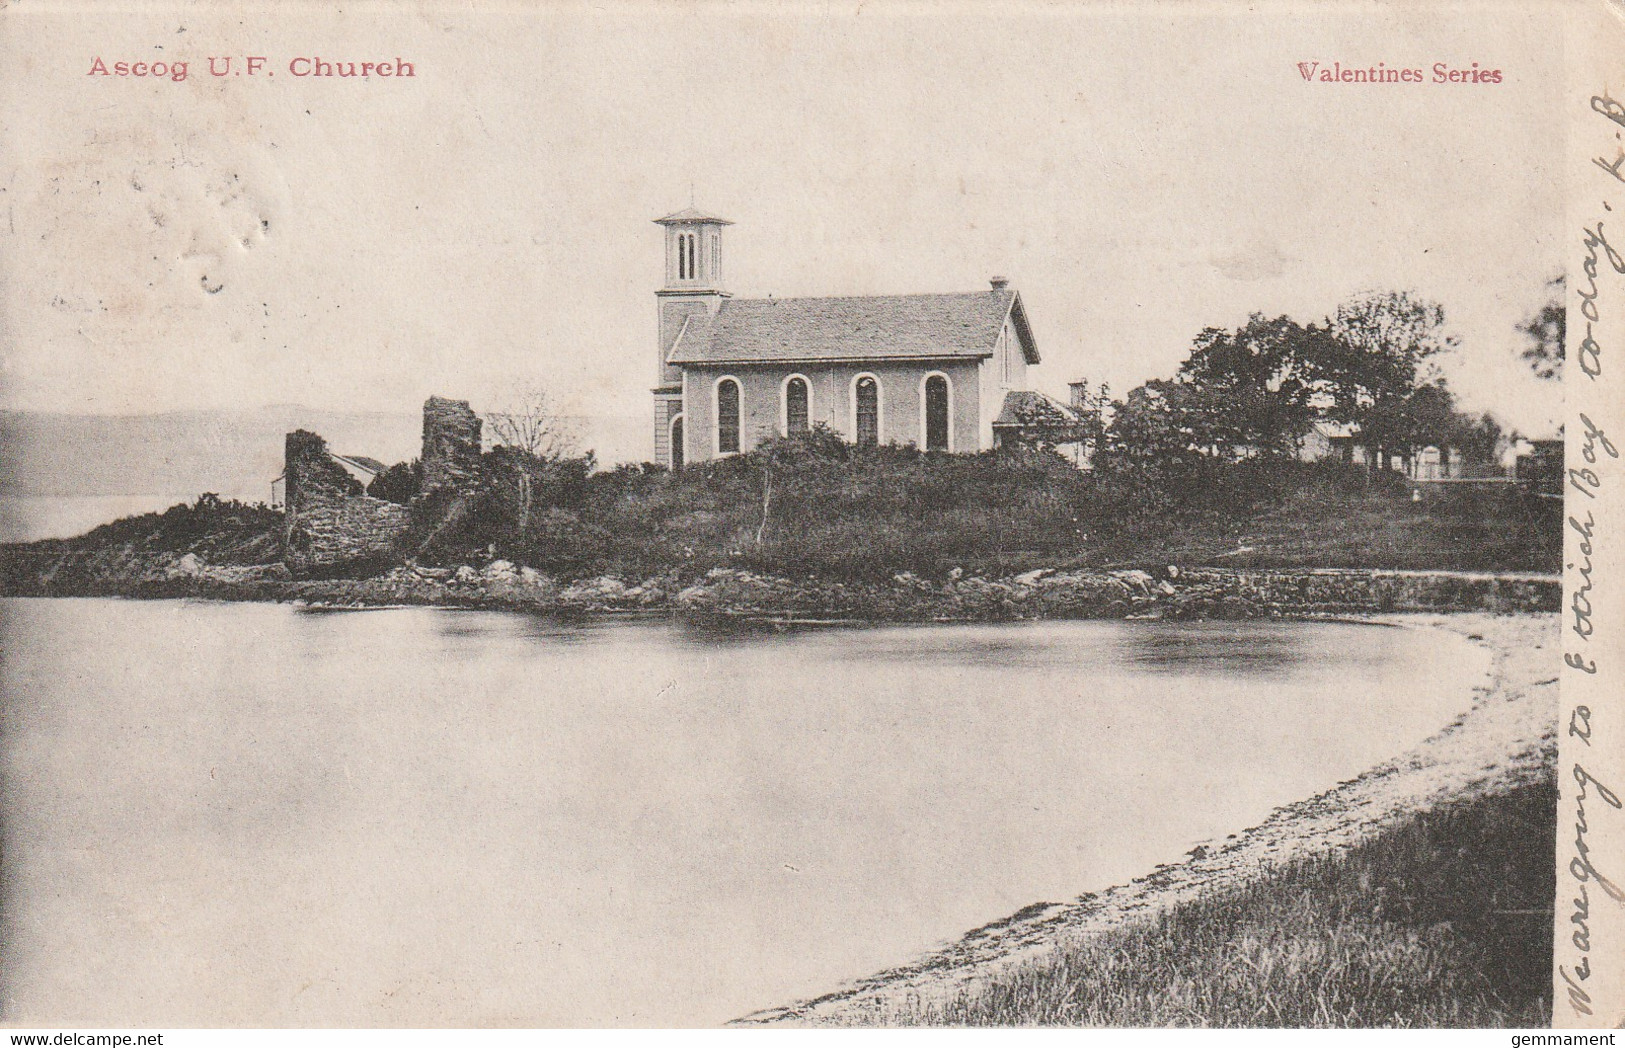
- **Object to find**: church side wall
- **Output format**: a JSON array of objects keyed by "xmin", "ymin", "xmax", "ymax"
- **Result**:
[
  {"xmin": 681, "ymin": 359, "xmax": 982, "ymax": 462},
  {"xmin": 979, "ymin": 357, "xmax": 998, "ymax": 451},
  {"xmin": 977, "ymin": 318, "xmax": 1031, "ymax": 450},
  {"xmin": 653, "ymin": 392, "xmax": 684, "ymax": 467}
]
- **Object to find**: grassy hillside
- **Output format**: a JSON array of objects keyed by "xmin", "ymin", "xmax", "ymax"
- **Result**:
[
  {"xmin": 3, "ymin": 438, "xmax": 1562, "ymax": 582},
  {"xmin": 503, "ymin": 439, "xmax": 1561, "ymax": 580},
  {"xmin": 859, "ymin": 778, "xmax": 1555, "ymax": 1027},
  {"xmin": 1080, "ymin": 482, "xmax": 1561, "ymax": 574}
]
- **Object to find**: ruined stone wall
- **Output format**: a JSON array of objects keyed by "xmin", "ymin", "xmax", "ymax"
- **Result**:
[
  {"xmin": 283, "ymin": 430, "xmax": 411, "ymax": 577},
  {"xmin": 421, "ymin": 396, "xmax": 483, "ymax": 496},
  {"xmin": 406, "ymin": 396, "xmax": 485, "ymax": 560},
  {"xmin": 281, "ymin": 398, "xmax": 489, "ymax": 575}
]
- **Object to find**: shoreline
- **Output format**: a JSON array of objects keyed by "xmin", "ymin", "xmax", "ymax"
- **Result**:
[
  {"xmin": 0, "ymin": 545, "xmax": 1561, "ymax": 622},
  {"xmin": 733, "ymin": 611, "xmax": 1559, "ymax": 1025}
]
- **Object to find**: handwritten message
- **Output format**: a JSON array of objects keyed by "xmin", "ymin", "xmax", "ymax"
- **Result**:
[{"xmin": 1559, "ymin": 91, "xmax": 1625, "ymax": 1024}]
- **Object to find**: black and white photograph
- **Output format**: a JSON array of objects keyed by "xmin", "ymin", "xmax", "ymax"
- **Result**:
[{"xmin": 0, "ymin": 0, "xmax": 1620, "ymax": 1034}]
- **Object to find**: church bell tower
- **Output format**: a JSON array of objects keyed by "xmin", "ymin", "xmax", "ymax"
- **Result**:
[{"xmin": 652, "ymin": 207, "xmax": 731, "ymax": 468}]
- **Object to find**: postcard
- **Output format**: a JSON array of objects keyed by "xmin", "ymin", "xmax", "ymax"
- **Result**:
[{"xmin": 0, "ymin": 0, "xmax": 1620, "ymax": 1032}]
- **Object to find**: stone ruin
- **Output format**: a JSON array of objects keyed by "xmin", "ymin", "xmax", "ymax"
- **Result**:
[
  {"xmin": 420, "ymin": 395, "xmax": 483, "ymax": 497},
  {"xmin": 282, "ymin": 396, "xmax": 484, "ymax": 578},
  {"xmin": 282, "ymin": 430, "xmax": 412, "ymax": 577}
]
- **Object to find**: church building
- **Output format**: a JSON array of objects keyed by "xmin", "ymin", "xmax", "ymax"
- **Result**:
[{"xmin": 650, "ymin": 208, "xmax": 1055, "ymax": 467}]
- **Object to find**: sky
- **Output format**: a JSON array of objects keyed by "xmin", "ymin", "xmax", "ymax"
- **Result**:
[{"xmin": 1, "ymin": 0, "xmax": 1568, "ymax": 442}]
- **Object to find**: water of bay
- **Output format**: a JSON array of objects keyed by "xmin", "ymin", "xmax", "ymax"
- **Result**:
[{"xmin": 0, "ymin": 598, "xmax": 1486, "ymax": 1026}]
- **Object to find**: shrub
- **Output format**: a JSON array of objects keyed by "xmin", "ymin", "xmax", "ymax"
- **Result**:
[
  {"xmin": 68, "ymin": 494, "xmax": 284, "ymax": 563},
  {"xmin": 367, "ymin": 459, "xmax": 422, "ymax": 505}
]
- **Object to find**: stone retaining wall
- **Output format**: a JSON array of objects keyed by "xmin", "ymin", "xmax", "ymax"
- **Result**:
[
  {"xmin": 0, "ymin": 542, "xmax": 1560, "ymax": 619},
  {"xmin": 667, "ymin": 566, "xmax": 1560, "ymax": 620}
]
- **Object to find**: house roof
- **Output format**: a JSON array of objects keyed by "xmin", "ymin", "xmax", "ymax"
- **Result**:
[
  {"xmin": 654, "ymin": 208, "xmax": 733, "ymax": 226},
  {"xmin": 330, "ymin": 453, "xmax": 387, "ymax": 476},
  {"xmin": 993, "ymin": 390, "xmax": 1078, "ymax": 428},
  {"xmin": 1310, "ymin": 420, "xmax": 1360, "ymax": 440},
  {"xmin": 667, "ymin": 289, "xmax": 1039, "ymax": 366}
]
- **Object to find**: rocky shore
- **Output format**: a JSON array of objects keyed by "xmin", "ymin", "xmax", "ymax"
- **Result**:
[{"xmin": 0, "ymin": 545, "xmax": 1560, "ymax": 621}]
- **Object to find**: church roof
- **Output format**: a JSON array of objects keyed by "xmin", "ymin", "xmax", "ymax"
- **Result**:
[
  {"xmin": 654, "ymin": 207, "xmax": 733, "ymax": 226},
  {"xmin": 667, "ymin": 289, "xmax": 1038, "ymax": 366}
]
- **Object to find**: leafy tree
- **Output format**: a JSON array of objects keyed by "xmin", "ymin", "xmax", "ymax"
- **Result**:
[
  {"xmin": 1094, "ymin": 379, "xmax": 1231, "ymax": 499},
  {"xmin": 1519, "ymin": 273, "xmax": 1565, "ymax": 381},
  {"xmin": 1367, "ymin": 380, "xmax": 1458, "ymax": 470},
  {"xmin": 1320, "ymin": 290, "xmax": 1458, "ymax": 469},
  {"xmin": 478, "ymin": 444, "xmax": 595, "ymax": 537},
  {"xmin": 1000, "ymin": 395, "xmax": 1100, "ymax": 456},
  {"xmin": 1092, "ymin": 290, "xmax": 1486, "ymax": 506},
  {"xmin": 1452, "ymin": 411, "xmax": 1505, "ymax": 467},
  {"xmin": 750, "ymin": 425, "xmax": 849, "ymax": 547},
  {"xmin": 1326, "ymin": 289, "xmax": 1453, "ymax": 381},
  {"xmin": 1175, "ymin": 314, "xmax": 1328, "ymax": 457}
]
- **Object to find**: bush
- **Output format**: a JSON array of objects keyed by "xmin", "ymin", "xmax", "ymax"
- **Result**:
[
  {"xmin": 569, "ymin": 432, "xmax": 1094, "ymax": 579},
  {"xmin": 66, "ymin": 493, "xmax": 284, "ymax": 564},
  {"xmin": 506, "ymin": 507, "xmax": 618, "ymax": 575},
  {"xmin": 367, "ymin": 459, "xmax": 421, "ymax": 505},
  {"xmin": 409, "ymin": 446, "xmax": 599, "ymax": 565}
]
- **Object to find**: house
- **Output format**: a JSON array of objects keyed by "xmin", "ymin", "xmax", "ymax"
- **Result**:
[
  {"xmin": 1297, "ymin": 419, "xmax": 1509, "ymax": 482},
  {"xmin": 649, "ymin": 208, "xmax": 1052, "ymax": 467},
  {"xmin": 1509, "ymin": 436, "xmax": 1562, "ymax": 493},
  {"xmin": 1297, "ymin": 420, "xmax": 1366, "ymax": 467}
]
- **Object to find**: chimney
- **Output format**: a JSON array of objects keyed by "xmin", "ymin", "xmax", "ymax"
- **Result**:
[{"xmin": 989, "ymin": 275, "xmax": 1009, "ymax": 290}]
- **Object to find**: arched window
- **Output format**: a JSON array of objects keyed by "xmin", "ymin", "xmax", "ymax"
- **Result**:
[
  {"xmin": 670, "ymin": 415, "xmax": 685, "ymax": 470},
  {"xmin": 922, "ymin": 372, "xmax": 951, "ymax": 452},
  {"xmin": 783, "ymin": 375, "xmax": 810, "ymax": 435},
  {"xmin": 853, "ymin": 375, "xmax": 880, "ymax": 447},
  {"xmin": 715, "ymin": 377, "xmax": 742, "ymax": 455}
]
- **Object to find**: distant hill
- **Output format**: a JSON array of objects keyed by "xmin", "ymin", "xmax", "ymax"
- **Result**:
[{"xmin": 0, "ymin": 406, "xmax": 650, "ymax": 501}]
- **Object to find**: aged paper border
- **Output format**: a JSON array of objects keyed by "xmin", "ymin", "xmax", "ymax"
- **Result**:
[{"xmin": 0, "ymin": 0, "xmax": 1619, "ymax": 1031}]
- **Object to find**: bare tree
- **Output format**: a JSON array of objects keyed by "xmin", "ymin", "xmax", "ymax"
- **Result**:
[{"xmin": 487, "ymin": 384, "xmax": 582, "ymax": 461}]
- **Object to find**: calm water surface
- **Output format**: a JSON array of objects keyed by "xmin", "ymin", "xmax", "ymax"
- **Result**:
[{"xmin": 0, "ymin": 598, "xmax": 1487, "ymax": 1025}]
